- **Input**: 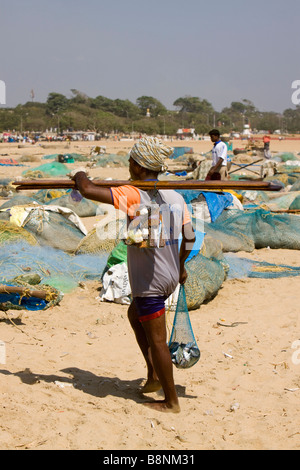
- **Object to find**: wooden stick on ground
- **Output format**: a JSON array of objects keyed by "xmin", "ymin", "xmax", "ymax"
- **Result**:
[{"xmin": 0, "ymin": 285, "xmax": 48, "ymax": 300}]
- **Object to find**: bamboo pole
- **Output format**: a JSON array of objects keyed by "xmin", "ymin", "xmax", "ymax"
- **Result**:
[
  {"xmin": 13, "ymin": 179, "xmax": 283, "ymax": 192},
  {"xmin": 270, "ymin": 209, "xmax": 300, "ymax": 214},
  {"xmin": 0, "ymin": 285, "xmax": 48, "ymax": 300}
]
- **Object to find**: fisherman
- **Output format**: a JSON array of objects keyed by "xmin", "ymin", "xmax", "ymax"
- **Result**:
[
  {"xmin": 206, "ymin": 129, "xmax": 228, "ymax": 180},
  {"xmin": 70, "ymin": 137, "xmax": 195, "ymax": 413}
]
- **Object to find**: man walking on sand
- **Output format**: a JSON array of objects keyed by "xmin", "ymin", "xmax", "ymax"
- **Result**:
[
  {"xmin": 70, "ymin": 137, "xmax": 195, "ymax": 413},
  {"xmin": 206, "ymin": 129, "xmax": 228, "ymax": 180}
]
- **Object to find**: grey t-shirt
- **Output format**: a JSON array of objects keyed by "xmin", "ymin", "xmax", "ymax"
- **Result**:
[{"xmin": 111, "ymin": 186, "xmax": 191, "ymax": 297}]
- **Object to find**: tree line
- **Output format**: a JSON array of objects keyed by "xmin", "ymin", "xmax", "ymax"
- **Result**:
[{"xmin": 0, "ymin": 90, "xmax": 299, "ymax": 135}]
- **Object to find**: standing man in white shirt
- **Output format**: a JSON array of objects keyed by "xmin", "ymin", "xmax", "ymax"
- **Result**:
[{"xmin": 206, "ymin": 129, "xmax": 228, "ymax": 180}]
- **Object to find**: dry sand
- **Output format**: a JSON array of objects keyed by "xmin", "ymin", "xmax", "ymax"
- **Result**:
[{"xmin": 0, "ymin": 137, "xmax": 299, "ymax": 450}]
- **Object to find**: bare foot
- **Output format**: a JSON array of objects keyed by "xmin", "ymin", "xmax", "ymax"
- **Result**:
[
  {"xmin": 143, "ymin": 400, "xmax": 180, "ymax": 413},
  {"xmin": 141, "ymin": 380, "xmax": 162, "ymax": 394}
]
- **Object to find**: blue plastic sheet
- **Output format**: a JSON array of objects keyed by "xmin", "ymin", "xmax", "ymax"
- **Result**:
[
  {"xmin": 201, "ymin": 191, "xmax": 233, "ymax": 222},
  {"xmin": 0, "ymin": 286, "xmax": 48, "ymax": 311},
  {"xmin": 176, "ymin": 190, "xmax": 233, "ymax": 222}
]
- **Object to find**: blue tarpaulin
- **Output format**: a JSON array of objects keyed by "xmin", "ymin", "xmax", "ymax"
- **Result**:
[
  {"xmin": 176, "ymin": 190, "xmax": 233, "ymax": 223},
  {"xmin": 201, "ymin": 191, "xmax": 233, "ymax": 222},
  {"xmin": 0, "ymin": 285, "xmax": 48, "ymax": 311}
]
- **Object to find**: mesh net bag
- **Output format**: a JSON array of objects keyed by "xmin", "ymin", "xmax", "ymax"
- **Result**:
[{"xmin": 168, "ymin": 284, "xmax": 200, "ymax": 369}]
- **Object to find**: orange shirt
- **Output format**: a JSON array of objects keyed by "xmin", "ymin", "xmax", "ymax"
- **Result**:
[{"xmin": 111, "ymin": 185, "xmax": 191, "ymax": 225}]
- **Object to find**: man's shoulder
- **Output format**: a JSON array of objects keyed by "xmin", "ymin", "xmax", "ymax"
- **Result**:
[{"xmin": 216, "ymin": 141, "xmax": 227, "ymax": 148}]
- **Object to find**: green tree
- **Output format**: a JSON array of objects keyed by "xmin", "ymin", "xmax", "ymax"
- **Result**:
[
  {"xmin": 70, "ymin": 89, "xmax": 90, "ymax": 104},
  {"xmin": 46, "ymin": 92, "xmax": 69, "ymax": 115},
  {"xmin": 136, "ymin": 96, "xmax": 167, "ymax": 117},
  {"xmin": 90, "ymin": 95, "xmax": 114, "ymax": 110},
  {"xmin": 173, "ymin": 96, "xmax": 214, "ymax": 114}
]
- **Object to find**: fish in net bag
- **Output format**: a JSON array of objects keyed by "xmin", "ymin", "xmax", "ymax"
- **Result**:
[{"xmin": 168, "ymin": 284, "xmax": 200, "ymax": 369}]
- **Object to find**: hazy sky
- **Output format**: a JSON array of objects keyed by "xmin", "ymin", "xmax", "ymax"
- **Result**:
[{"xmin": 1, "ymin": 0, "xmax": 299, "ymax": 112}]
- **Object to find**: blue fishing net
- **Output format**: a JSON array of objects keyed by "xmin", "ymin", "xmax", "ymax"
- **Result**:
[
  {"xmin": 225, "ymin": 254, "xmax": 300, "ymax": 279},
  {"xmin": 0, "ymin": 241, "xmax": 109, "ymax": 293},
  {"xmin": 203, "ymin": 209, "xmax": 300, "ymax": 252}
]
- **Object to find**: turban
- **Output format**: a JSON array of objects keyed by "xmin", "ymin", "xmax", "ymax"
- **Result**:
[{"xmin": 130, "ymin": 137, "xmax": 173, "ymax": 172}]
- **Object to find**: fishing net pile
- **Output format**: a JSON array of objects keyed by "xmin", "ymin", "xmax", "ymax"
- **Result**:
[
  {"xmin": 42, "ymin": 152, "xmax": 88, "ymax": 163},
  {"xmin": 240, "ymin": 187, "xmax": 300, "ymax": 211},
  {"xmin": 0, "ymin": 192, "xmax": 98, "ymax": 221},
  {"xmin": 35, "ymin": 189, "xmax": 100, "ymax": 217},
  {"xmin": 0, "ymin": 194, "xmax": 116, "ymax": 299},
  {"xmin": 44, "ymin": 190, "xmax": 98, "ymax": 217},
  {"xmin": 22, "ymin": 162, "xmax": 70, "ymax": 179},
  {"xmin": 0, "ymin": 202, "xmax": 86, "ymax": 252},
  {"xmin": 0, "ymin": 220, "xmax": 37, "ymax": 246},
  {"xmin": 76, "ymin": 217, "xmax": 126, "ymax": 255},
  {"xmin": 0, "ymin": 241, "xmax": 108, "ymax": 296},
  {"xmin": 201, "ymin": 208, "xmax": 300, "ymax": 252},
  {"xmin": 92, "ymin": 153, "xmax": 129, "ymax": 168},
  {"xmin": 184, "ymin": 237, "xmax": 228, "ymax": 310}
]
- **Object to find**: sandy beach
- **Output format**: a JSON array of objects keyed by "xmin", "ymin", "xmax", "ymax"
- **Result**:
[{"xmin": 0, "ymin": 137, "xmax": 299, "ymax": 450}]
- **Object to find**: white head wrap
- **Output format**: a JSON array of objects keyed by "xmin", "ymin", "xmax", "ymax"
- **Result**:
[{"xmin": 130, "ymin": 136, "xmax": 173, "ymax": 172}]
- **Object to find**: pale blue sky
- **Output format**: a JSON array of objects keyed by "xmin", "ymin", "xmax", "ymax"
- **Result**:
[{"xmin": 1, "ymin": 0, "xmax": 299, "ymax": 112}]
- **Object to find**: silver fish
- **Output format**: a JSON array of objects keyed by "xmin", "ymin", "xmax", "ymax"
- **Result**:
[{"xmin": 169, "ymin": 341, "xmax": 200, "ymax": 369}]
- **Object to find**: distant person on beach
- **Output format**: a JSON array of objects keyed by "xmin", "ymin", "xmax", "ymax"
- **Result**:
[
  {"xmin": 263, "ymin": 135, "xmax": 271, "ymax": 159},
  {"xmin": 69, "ymin": 137, "xmax": 195, "ymax": 413},
  {"xmin": 206, "ymin": 129, "xmax": 228, "ymax": 180}
]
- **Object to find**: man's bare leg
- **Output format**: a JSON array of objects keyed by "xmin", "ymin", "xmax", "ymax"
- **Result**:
[
  {"xmin": 127, "ymin": 302, "xmax": 162, "ymax": 392},
  {"xmin": 141, "ymin": 314, "xmax": 180, "ymax": 413}
]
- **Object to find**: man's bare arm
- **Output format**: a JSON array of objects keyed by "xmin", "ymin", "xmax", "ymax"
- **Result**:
[{"xmin": 73, "ymin": 171, "xmax": 113, "ymax": 205}]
